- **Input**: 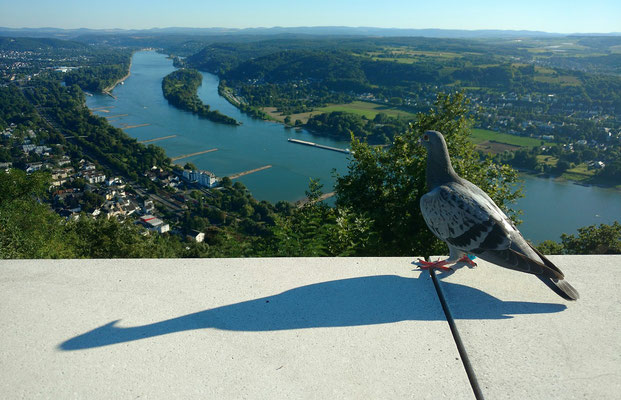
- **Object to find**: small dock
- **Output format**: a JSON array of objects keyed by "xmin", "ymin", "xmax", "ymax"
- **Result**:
[
  {"xmin": 105, "ymin": 114, "xmax": 129, "ymax": 119},
  {"xmin": 171, "ymin": 148, "xmax": 218, "ymax": 162},
  {"xmin": 297, "ymin": 191, "xmax": 335, "ymax": 207},
  {"xmin": 122, "ymin": 123, "xmax": 151, "ymax": 130},
  {"xmin": 91, "ymin": 106, "xmax": 115, "ymax": 111},
  {"xmin": 139, "ymin": 135, "xmax": 177, "ymax": 144},
  {"xmin": 288, "ymin": 138, "xmax": 350, "ymax": 154},
  {"xmin": 228, "ymin": 165, "xmax": 272, "ymax": 180}
]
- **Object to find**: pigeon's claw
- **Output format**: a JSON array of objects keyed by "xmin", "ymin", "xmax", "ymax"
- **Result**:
[
  {"xmin": 458, "ymin": 255, "xmax": 477, "ymax": 268},
  {"xmin": 417, "ymin": 258, "xmax": 453, "ymax": 271}
]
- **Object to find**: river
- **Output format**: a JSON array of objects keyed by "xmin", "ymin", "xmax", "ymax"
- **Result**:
[{"xmin": 86, "ymin": 51, "xmax": 621, "ymax": 243}]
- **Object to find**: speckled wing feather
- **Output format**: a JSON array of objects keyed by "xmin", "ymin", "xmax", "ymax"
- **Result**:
[{"xmin": 420, "ymin": 180, "xmax": 513, "ymax": 253}]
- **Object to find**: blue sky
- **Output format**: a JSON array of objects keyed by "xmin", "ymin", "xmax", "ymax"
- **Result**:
[{"xmin": 1, "ymin": 0, "xmax": 620, "ymax": 33}]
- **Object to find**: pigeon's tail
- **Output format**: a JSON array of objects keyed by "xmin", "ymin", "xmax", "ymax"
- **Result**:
[
  {"xmin": 477, "ymin": 245, "xmax": 579, "ymax": 300},
  {"xmin": 538, "ymin": 276, "xmax": 580, "ymax": 301}
]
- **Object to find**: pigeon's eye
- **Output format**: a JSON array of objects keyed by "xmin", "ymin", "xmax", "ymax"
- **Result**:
[{"xmin": 423, "ymin": 134, "xmax": 429, "ymax": 141}]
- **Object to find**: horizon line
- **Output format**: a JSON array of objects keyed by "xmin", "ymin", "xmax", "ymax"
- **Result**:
[{"xmin": 1, "ymin": 25, "xmax": 620, "ymax": 36}]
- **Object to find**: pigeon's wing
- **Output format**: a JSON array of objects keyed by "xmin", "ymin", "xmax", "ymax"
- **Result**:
[
  {"xmin": 421, "ymin": 180, "xmax": 564, "ymax": 279},
  {"xmin": 420, "ymin": 181, "xmax": 513, "ymax": 253}
]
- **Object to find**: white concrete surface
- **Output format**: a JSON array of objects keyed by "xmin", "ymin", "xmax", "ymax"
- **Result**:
[
  {"xmin": 0, "ymin": 258, "xmax": 474, "ymax": 400},
  {"xmin": 434, "ymin": 255, "xmax": 621, "ymax": 400}
]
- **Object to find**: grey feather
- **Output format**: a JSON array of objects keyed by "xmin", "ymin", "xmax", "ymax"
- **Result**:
[{"xmin": 420, "ymin": 130, "xmax": 579, "ymax": 300}]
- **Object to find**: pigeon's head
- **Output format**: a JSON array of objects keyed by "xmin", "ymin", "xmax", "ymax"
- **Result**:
[
  {"xmin": 420, "ymin": 130, "xmax": 457, "ymax": 187},
  {"xmin": 420, "ymin": 130, "xmax": 447, "ymax": 155}
]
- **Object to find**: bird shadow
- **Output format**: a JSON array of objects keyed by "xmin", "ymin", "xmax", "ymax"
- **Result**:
[{"xmin": 58, "ymin": 273, "xmax": 566, "ymax": 351}]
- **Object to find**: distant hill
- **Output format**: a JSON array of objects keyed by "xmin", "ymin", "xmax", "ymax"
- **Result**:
[
  {"xmin": 1, "ymin": 26, "xmax": 619, "ymax": 40},
  {"xmin": 0, "ymin": 36, "xmax": 86, "ymax": 50}
]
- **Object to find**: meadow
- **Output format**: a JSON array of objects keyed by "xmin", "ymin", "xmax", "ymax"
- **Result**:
[
  {"xmin": 470, "ymin": 128, "xmax": 545, "ymax": 147},
  {"xmin": 316, "ymin": 101, "xmax": 416, "ymax": 119}
]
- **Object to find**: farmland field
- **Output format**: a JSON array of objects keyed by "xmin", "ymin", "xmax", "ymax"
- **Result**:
[
  {"xmin": 475, "ymin": 141, "xmax": 521, "ymax": 154},
  {"xmin": 471, "ymin": 128, "xmax": 544, "ymax": 147},
  {"xmin": 261, "ymin": 107, "xmax": 317, "ymax": 124},
  {"xmin": 316, "ymin": 101, "xmax": 416, "ymax": 119}
]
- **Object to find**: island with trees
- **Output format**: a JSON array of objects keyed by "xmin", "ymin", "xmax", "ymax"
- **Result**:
[{"xmin": 161, "ymin": 68, "xmax": 239, "ymax": 125}]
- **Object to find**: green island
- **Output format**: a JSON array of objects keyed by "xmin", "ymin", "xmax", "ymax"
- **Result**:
[{"xmin": 162, "ymin": 68, "xmax": 239, "ymax": 125}]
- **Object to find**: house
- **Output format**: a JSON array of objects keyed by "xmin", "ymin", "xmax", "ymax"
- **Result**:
[
  {"xmin": 588, "ymin": 161, "xmax": 606, "ymax": 170},
  {"xmin": 81, "ymin": 171, "xmax": 106, "ymax": 184},
  {"xmin": 140, "ymin": 215, "xmax": 169, "ymax": 234},
  {"xmin": 142, "ymin": 199, "xmax": 155, "ymax": 214},
  {"xmin": 51, "ymin": 169, "xmax": 69, "ymax": 187},
  {"xmin": 188, "ymin": 230, "xmax": 205, "ymax": 243},
  {"xmin": 80, "ymin": 162, "xmax": 96, "ymax": 171},
  {"xmin": 182, "ymin": 169, "xmax": 219, "ymax": 188},
  {"xmin": 57, "ymin": 156, "xmax": 71, "ymax": 167},
  {"xmin": 26, "ymin": 163, "xmax": 44, "ymax": 173}
]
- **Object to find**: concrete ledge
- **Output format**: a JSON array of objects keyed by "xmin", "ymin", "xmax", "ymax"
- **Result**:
[
  {"xmin": 433, "ymin": 255, "xmax": 621, "ymax": 400},
  {"xmin": 0, "ymin": 258, "xmax": 473, "ymax": 399}
]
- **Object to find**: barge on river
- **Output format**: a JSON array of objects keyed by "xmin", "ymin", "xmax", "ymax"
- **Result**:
[{"xmin": 287, "ymin": 138, "xmax": 351, "ymax": 154}]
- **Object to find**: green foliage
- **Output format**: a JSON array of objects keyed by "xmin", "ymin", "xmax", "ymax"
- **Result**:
[
  {"xmin": 22, "ymin": 79, "xmax": 170, "ymax": 179},
  {"xmin": 162, "ymin": 68, "xmax": 239, "ymax": 125},
  {"xmin": 537, "ymin": 222, "xmax": 621, "ymax": 255},
  {"xmin": 334, "ymin": 92, "xmax": 522, "ymax": 256},
  {"xmin": 0, "ymin": 169, "xmax": 187, "ymax": 259},
  {"xmin": 67, "ymin": 217, "xmax": 183, "ymax": 258},
  {"xmin": 305, "ymin": 111, "xmax": 410, "ymax": 144},
  {"xmin": 65, "ymin": 63, "xmax": 130, "ymax": 92},
  {"xmin": 0, "ymin": 86, "xmax": 39, "ymax": 128},
  {"xmin": 536, "ymin": 240, "xmax": 565, "ymax": 255},
  {"xmin": 262, "ymin": 179, "xmax": 338, "ymax": 256},
  {"xmin": 0, "ymin": 170, "xmax": 75, "ymax": 258}
]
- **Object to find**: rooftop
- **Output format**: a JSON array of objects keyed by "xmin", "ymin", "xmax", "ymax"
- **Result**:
[{"xmin": 1, "ymin": 256, "xmax": 619, "ymax": 399}]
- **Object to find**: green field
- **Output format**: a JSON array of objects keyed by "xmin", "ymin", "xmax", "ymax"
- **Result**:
[
  {"xmin": 536, "ymin": 154, "xmax": 558, "ymax": 167},
  {"xmin": 534, "ymin": 66, "xmax": 581, "ymax": 86},
  {"xmin": 316, "ymin": 101, "xmax": 416, "ymax": 119},
  {"xmin": 470, "ymin": 128, "xmax": 544, "ymax": 147},
  {"xmin": 561, "ymin": 163, "xmax": 596, "ymax": 181}
]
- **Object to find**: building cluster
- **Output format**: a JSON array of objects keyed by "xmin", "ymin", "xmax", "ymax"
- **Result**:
[
  {"xmin": 470, "ymin": 91, "xmax": 621, "ymax": 144},
  {"xmin": 0, "ymin": 121, "xmax": 204, "ymax": 239},
  {"xmin": 0, "ymin": 48, "xmax": 86, "ymax": 83}
]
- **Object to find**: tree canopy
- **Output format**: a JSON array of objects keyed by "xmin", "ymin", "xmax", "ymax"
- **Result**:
[{"xmin": 333, "ymin": 92, "xmax": 522, "ymax": 256}]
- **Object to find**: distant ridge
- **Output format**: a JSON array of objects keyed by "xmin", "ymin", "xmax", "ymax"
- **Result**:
[{"xmin": 1, "ymin": 26, "xmax": 620, "ymax": 39}]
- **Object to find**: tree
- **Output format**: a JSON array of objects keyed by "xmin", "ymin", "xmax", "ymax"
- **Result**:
[
  {"xmin": 0, "ymin": 170, "xmax": 75, "ymax": 258},
  {"xmin": 262, "ymin": 179, "xmax": 336, "ymax": 256},
  {"xmin": 537, "ymin": 222, "xmax": 621, "ymax": 255},
  {"xmin": 555, "ymin": 159, "xmax": 571, "ymax": 174},
  {"xmin": 334, "ymin": 92, "xmax": 522, "ymax": 256},
  {"xmin": 563, "ymin": 222, "xmax": 621, "ymax": 254}
]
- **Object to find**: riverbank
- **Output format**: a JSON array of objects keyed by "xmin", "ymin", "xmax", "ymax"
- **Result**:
[
  {"xmin": 217, "ymin": 81, "xmax": 272, "ymax": 121},
  {"xmin": 102, "ymin": 59, "xmax": 132, "ymax": 96},
  {"xmin": 513, "ymin": 167, "xmax": 621, "ymax": 192}
]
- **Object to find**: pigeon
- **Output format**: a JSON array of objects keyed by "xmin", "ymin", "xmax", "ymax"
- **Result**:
[{"xmin": 418, "ymin": 130, "xmax": 579, "ymax": 300}]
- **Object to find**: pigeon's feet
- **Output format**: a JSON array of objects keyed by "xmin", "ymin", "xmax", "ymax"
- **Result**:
[
  {"xmin": 417, "ymin": 258, "xmax": 453, "ymax": 271},
  {"xmin": 458, "ymin": 255, "xmax": 477, "ymax": 268}
]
